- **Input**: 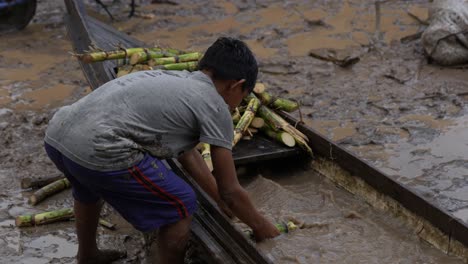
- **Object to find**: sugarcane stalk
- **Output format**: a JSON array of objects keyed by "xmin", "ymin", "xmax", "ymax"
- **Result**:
[
  {"xmin": 253, "ymin": 83, "xmax": 266, "ymax": 94},
  {"xmin": 261, "ymin": 126, "xmax": 295, "ymax": 147},
  {"xmin": 15, "ymin": 208, "xmax": 74, "ymax": 227},
  {"xmin": 256, "ymin": 92, "xmax": 299, "ymax": 112},
  {"xmin": 99, "ymin": 219, "xmax": 116, "ymax": 230},
  {"xmin": 76, "ymin": 47, "xmax": 185, "ymax": 63},
  {"xmin": 232, "ymin": 108, "xmax": 241, "ymax": 124},
  {"xmin": 16, "ymin": 208, "xmax": 116, "ymax": 230},
  {"xmin": 132, "ymin": 51, "xmax": 201, "ymax": 65},
  {"xmin": 245, "ymin": 221, "xmax": 298, "ymax": 239},
  {"xmin": 247, "ymin": 127, "xmax": 258, "ymax": 134},
  {"xmin": 199, "ymin": 143, "xmax": 213, "ymax": 172},
  {"xmin": 258, "ymin": 106, "xmax": 313, "ymax": 156},
  {"xmin": 28, "ymin": 178, "xmax": 71, "ymax": 206},
  {"xmin": 233, "ymin": 96, "xmax": 261, "ymax": 146},
  {"xmin": 250, "ymin": 117, "xmax": 265, "ymax": 129},
  {"xmin": 129, "ymin": 50, "xmax": 177, "ymax": 65},
  {"xmin": 153, "ymin": 61, "xmax": 198, "ymax": 71},
  {"xmin": 21, "ymin": 175, "xmax": 65, "ymax": 189}
]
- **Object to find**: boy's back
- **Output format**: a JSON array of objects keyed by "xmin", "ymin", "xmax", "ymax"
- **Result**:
[{"xmin": 45, "ymin": 70, "xmax": 233, "ymax": 171}]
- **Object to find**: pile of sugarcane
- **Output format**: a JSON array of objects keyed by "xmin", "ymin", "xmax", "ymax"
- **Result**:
[{"xmin": 74, "ymin": 46, "xmax": 313, "ymax": 171}]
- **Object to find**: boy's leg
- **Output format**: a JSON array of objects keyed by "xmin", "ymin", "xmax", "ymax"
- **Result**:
[
  {"xmin": 75, "ymin": 199, "xmax": 101, "ymax": 263},
  {"xmin": 158, "ymin": 215, "xmax": 193, "ymax": 264}
]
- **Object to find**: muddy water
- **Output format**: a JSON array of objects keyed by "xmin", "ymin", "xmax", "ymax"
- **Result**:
[
  {"xmin": 0, "ymin": 0, "xmax": 467, "ymax": 263},
  {"xmin": 238, "ymin": 170, "xmax": 462, "ymax": 263}
]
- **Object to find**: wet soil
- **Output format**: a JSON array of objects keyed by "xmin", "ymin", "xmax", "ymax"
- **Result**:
[{"xmin": 0, "ymin": 0, "xmax": 466, "ymax": 263}]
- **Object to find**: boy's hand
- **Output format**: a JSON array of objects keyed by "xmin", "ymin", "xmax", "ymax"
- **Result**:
[
  {"xmin": 252, "ymin": 218, "xmax": 281, "ymax": 242},
  {"xmin": 218, "ymin": 202, "xmax": 235, "ymax": 219}
]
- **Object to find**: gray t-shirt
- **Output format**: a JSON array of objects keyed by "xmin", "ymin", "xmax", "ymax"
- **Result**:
[{"xmin": 45, "ymin": 70, "xmax": 233, "ymax": 171}]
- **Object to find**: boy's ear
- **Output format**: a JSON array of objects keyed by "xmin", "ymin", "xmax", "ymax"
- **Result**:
[{"xmin": 229, "ymin": 79, "xmax": 246, "ymax": 90}]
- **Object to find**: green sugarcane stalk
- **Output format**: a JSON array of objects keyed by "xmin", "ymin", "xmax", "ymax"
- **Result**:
[
  {"xmin": 261, "ymin": 126, "xmax": 296, "ymax": 147},
  {"xmin": 256, "ymin": 92, "xmax": 299, "ymax": 112},
  {"xmin": 233, "ymin": 96, "xmax": 261, "ymax": 146},
  {"xmin": 245, "ymin": 221, "xmax": 298, "ymax": 239},
  {"xmin": 153, "ymin": 61, "xmax": 198, "ymax": 71},
  {"xmin": 147, "ymin": 52, "xmax": 202, "ymax": 66},
  {"xmin": 21, "ymin": 176, "xmax": 65, "ymax": 189},
  {"xmin": 28, "ymin": 178, "xmax": 71, "ymax": 206},
  {"xmin": 15, "ymin": 208, "xmax": 74, "ymax": 227},
  {"xmin": 129, "ymin": 50, "xmax": 178, "ymax": 65},
  {"xmin": 76, "ymin": 47, "xmax": 185, "ymax": 63},
  {"xmin": 258, "ymin": 106, "xmax": 313, "ymax": 156},
  {"xmin": 15, "ymin": 208, "xmax": 116, "ymax": 230}
]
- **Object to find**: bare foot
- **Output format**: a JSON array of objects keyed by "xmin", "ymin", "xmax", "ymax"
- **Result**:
[{"xmin": 78, "ymin": 249, "xmax": 127, "ymax": 264}]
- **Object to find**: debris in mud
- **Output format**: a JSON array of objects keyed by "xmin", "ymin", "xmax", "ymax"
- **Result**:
[{"xmin": 308, "ymin": 51, "xmax": 360, "ymax": 68}]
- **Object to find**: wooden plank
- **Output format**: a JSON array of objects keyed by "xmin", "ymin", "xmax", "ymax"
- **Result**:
[{"xmin": 278, "ymin": 111, "xmax": 468, "ymax": 249}]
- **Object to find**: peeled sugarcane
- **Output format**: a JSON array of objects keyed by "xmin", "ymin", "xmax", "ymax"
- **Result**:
[
  {"xmin": 153, "ymin": 61, "xmax": 198, "ymax": 71},
  {"xmin": 28, "ymin": 178, "xmax": 71, "ymax": 206},
  {"xmin": 15, "ymin": 208, "xmax": 74, "ymax": 227},
  {"xmin": 146, "ymin": 52, "xmax": 202, "ymax": 66},
  {"xmin": 75, "ymin": 47, "xmax": 184, "ymax": 63},
  {"xmin": 21, "ymin": 175, "xmax": 65, "ymax": 189},
  {"xmin": 258, "ymin": 105, "xmax": 313, "ymax": 156},
  {"xmin": 245, "ymin": 221, "xmax": 298, "ymax": 239},
  {"xmin": 232, "ymin": 95, "xmax": 261, "ymax": 146},
  {"xmin": 256, "ymin": 91, "xmax": 299, "ymax": 112},
  {"xmin": 15, "ymin": 208, "xmax": 116, "ymax": 230},
  {"xmin": 199, "ymin": 143, "xmax": 213, "ymax": 172},
  {"xmin": 260, "ymin": 126, "xmax": 295, "ymax": 147}
]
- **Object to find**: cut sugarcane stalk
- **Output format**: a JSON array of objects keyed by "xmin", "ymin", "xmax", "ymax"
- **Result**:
[
  {"xmin": 153, "ymin": 61, "xmax": 198, "ymax": 71},
  {"xmin": 99, "ymin": 219, "xmax": 116, "ymax": 230},
  {"xmin": 250, "ymin": 117, "xmax": 265, "ymax": 129},
  {"xmin": 199, "ymin": 143, "xmax": 213, "ymax": 172},
  {"xmin": 76, "ymin": 47, "xmax": 184, "ymax": 63},
  {"xmin": 21, "ymin": 176, "xmax": 65, "ymax": 189},
  {"xmin": 28, "ymin": 178, "xmax": 71, "ymax": 206},
  {"xmin": 258, "ymin": 106, "xmax": 313, "ymax": 156},
  {"xmin": 261, "ymin": 126, "xmax": 295, "ymax": 147},
  {"xmin": 256, "ymin": 92, "xmax": 299, "ymax": 112},
  {"xmin": 233, "ymin": 96, "xmax": 261, "ymax": 146},
  {"xmin": 245, "ymin": 221, "xmax": 298, "ymax": 239},
  {"xmin": 232, "ymin": 108, "xmax": 241, "ymax": 124},
  {"xmin": 253, "ymin": 83, "xmax": 265, "ymax": 94},
  {"xmin": 15, "ymin": 208, "xmax": 74, "ymax": 227}
]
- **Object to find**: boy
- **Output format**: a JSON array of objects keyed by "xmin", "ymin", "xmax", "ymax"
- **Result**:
[{"xmin": 44, "ymin": 37, "xmax": 280, "ymax": 264}]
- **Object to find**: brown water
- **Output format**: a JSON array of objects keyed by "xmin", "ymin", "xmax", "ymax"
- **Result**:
[
  {"xmin": 0, "ymin": 0, "xmax": 467, "ymax": 263},
  {"xmin": 239, "ymin": 170, "xmax": 462, "ymax": 263}
]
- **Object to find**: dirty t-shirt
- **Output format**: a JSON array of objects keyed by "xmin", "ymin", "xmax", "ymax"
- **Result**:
[{"xmin": 44, "ymin": 70, "xmax": 233, "ymax": 172}]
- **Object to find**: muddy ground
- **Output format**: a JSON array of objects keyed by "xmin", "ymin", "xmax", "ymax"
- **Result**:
[{"xmin": 0, "ymin": 0, "xmax": 467, "ymax": 263}]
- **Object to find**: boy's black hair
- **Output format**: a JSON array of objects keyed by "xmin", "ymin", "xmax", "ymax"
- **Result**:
[{"xmin": 198, "ymin": 37, "xmax": 258, "ymax": 93}]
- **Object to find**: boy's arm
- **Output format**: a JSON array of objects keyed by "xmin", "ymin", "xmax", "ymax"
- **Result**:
[
  {"xmin": 210, "ymin": 145, "xmax": 280, "ymax": 241},
  {"xmin": 177, "ymin": 148, "xmax": 233, "ymax": 217}
]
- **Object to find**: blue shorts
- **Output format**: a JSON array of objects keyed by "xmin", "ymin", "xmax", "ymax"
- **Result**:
[{"xmin": 44, "ymin": 142, "xmax": 197, "ymax": 232}]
